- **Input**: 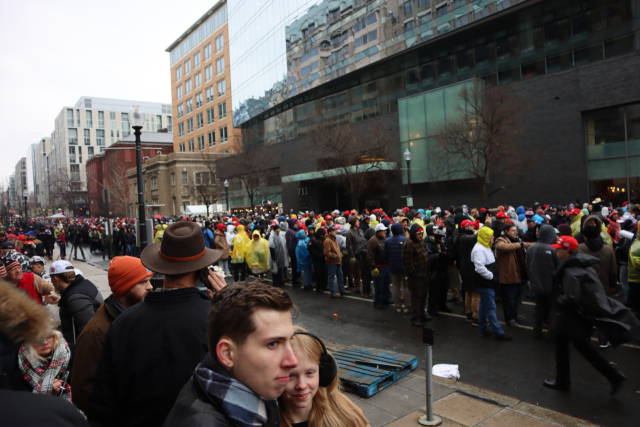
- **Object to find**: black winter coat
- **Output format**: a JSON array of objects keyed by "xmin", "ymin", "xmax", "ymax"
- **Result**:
[
  {"xmin": 526, "ymin": 225, "xmax": 558, "ymax": 296},
  {"xmin": 92, "ymin": 288, "xmax": 210, "ymax": 427},
  {"xmin": 0, "ymin": 390, "xmax": 89, "ymax": 427},
  {"xmin": 59, "ymin": 275, "xmax": 104, "ymax": 346},
  {"xmin": 454, "ymin": 231, "xmax": 478, "ymax": 292}
]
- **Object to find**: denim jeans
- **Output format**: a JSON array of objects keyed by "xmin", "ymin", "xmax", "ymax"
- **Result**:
[
  {"xmin": 327, "ymin": 263, "xmax": 345, "ymax": 295},
  {"xmin": 373, "ymin": 266, "xmax": 392, "ymax": 306},
  {"xmin": 477, "ymin": 287, "xmax": 504, "ymax": 336},
  {"xmin": 126, "ymin": 244, "xmax": 134, "ymax": 256},
  {"xmin": 620, "ymin": 264, "xmax": 629, "ymax": 305},
  {"xmin": 500, "ymin": 283, "xmax": 521, "ymax": 322},
  {"xmin": 301, "ymin": 265, "xmax": 313, "ymax": 289}
]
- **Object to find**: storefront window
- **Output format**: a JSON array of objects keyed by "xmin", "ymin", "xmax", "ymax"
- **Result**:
[
  {"xmin": 585, "ymin": 107, "xmax": 626, "ymax": 159},
  {"xmin": 590, "ymin": 178, "xmax": 627, "ymax": 208}
]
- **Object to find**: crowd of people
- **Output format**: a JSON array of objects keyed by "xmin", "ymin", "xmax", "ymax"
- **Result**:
[{"xmin": 1, "ymin": 198, "xmax": 639, "ymax": 425}]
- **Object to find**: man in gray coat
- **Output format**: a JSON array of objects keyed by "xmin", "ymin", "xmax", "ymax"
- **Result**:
[{"xmin": 526, "ymin": 224, "xmax": 558, "ymax": 339}]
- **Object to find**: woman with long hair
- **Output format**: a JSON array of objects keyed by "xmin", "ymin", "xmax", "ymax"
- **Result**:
[
  {"xmin": 279, "ymin": 326, "xmax": 369, "ymax": 427},
  {"xmin": 4, "ymin": 330, "xmax": 73, "ymax": 402}
]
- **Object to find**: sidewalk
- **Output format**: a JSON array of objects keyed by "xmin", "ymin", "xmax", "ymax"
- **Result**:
[
  {"xmin": 322, "ymin": 343, "xmax": 598, "ymax": 427},
  {"xmin": 67, "ymin": 250, "xmax": 598, "ymax": 427}
]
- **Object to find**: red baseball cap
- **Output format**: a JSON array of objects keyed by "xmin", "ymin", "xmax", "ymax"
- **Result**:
[
  {"xmin": 567, "ymin": 208, "xmax": 581, "ymax": 215},
  {"xmin": 496, "ymin": 212, "xmax": 507, "ymax": 219},
  {"xmin": 461, "ymin": 220, "xmax": 475, "ymax": 229},
  {"xmin": 551, "ymin": 236, "xmax": 578, "ymax": 250},
  {"xmin": 325, "ymin": 215, "xmax": 332, "ymax": 220}
]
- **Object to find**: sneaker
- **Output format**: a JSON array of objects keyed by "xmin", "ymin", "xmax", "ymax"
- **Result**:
[
  {"xmin": 479, "ymin": 331, "xmax": 491, "ymax": 337},
  {"xmin": 516, "ymin": 315, "xmax": 525, "ymax": 322},
  {"xmin": 396, "ymin": 307, "xmax": 402, "ymax": 313},
  {"xmin": 507, "ymin": 320, "xmax": 517, "ymax": 326},
  {"xmin": 331, "ymin": 294, "xmax": 341, "ymax": 298},
  {"xmin": 496, "ymin": 332, "xmax": 514, "ymax": 341},
  {"xmin": 471, "ymin": 320, "xmax": 479, "ymax": 327},
  {"xmin": 341, "ymin": 291, "xmax": 351, "ymax": 296},
  {"xmin": 599, "ymin": 341, "xmax": 611, "ymax": 349},
  {"xmin": 403, "ymin": 307, "xmax": 410, "ymax": 314}
]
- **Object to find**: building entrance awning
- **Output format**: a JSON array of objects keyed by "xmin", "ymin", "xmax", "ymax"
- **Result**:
[{"xmin": 282, "ymin": 162, "xmax": 398, "ymax": 183}]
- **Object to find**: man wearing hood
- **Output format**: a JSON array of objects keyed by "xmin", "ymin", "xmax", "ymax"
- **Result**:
[
  {"xmin": 549, "ymin": 206, "xmax": 568, "ymax": 228},
  {"xmin": 577, "ymin": 225, "xmax": 617, "ymax": 348},
  {"xmin": 402, "ymin": 224, "xmax": 430, "ymax": 326},
  {"xmin": 383, "ymin": 223, "xmax": 409, "ymax": 313},
  {"xmin": 367, "ymin": 224, "xmax": 391, "ymax": 308},
  {"xmin": 544, "ymin": 236, "xmax": 634, "ymax": 395},
  {"xmin": 471, "ymin": 227, "xmax": 513, "ymax": 341},
  {"xmin": 526, "ymin": 224, "xmax": 558, "ymax": 339}
]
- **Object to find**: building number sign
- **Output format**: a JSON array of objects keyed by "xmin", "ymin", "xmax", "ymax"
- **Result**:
[{"xmin": 298, "ymin": 187, "xmax": 308, "ymax": 196}]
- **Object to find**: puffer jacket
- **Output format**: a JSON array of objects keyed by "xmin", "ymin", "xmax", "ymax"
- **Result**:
[
  {"xmin": 382, "ymin": 223, "xmax": 407, "ymax": 275},
  {"xmin": 58, "ymin": 275, "xmax": 104, "ymax": 346},
  {"xmin": 526, "ymin": 225, "xmax": 558, "ymax": 296},
  {"xmin": 577, "ymin": 238, "xmax": 617, "ymax": 290},
  {"xmin": 402, "ymin": 224, "xmax": 429, "ymax": 278}
]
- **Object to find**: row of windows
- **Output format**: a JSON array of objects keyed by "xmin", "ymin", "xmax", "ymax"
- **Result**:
[
  {"xmin": 66, "ymin": 109, "xmax": 171, "ymax": 132},
  {"xmin": 176, "ymin": 37, "xmax": 224, "ymax": 82},
  {"xmin": 177, "ymin": 97, "xmax": 227, "ymax": 119},
  {"xmin": 68, "ymin": 146, "xmax": 98, "ymax": 163},
  {"xmin": 178, "ymin": 126, "xmax": 229, "ymax": 152},
  {"xmin": 170, "ymin": 6, "xmax": 226, "ymax": 64},
  {"xmin": 177, "ymin": 103, "xmax": 227, "ymax": 134},
  {"xmin": 177, "ymin": 76, "xmax": 226, "ymax": 100},
  {"xmin": 67, "ymin": 128, "xmax": 106, "ymax": 146}
]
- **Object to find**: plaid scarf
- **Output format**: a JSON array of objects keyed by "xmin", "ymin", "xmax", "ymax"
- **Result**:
[
  {"xmin": 196, "ymin": 355, "xmax": 280, "ymax": 427},
  {"xmin": 18, "ymin": 337, "xmax": 72, "ymax": 402}
]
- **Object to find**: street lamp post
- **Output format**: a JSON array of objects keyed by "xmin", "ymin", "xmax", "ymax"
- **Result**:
[
  {"xmin": 23, "ymin": 189, "xmax": 28, "ymax": 225},
  {"xmin": 224, "ymin": 179, "xmax": 229, "ymax": 213},
  {"xmin": 130, "ymin": 104, "xmax": 147, "ymax": 250},
  {"xmin": 404, "ymin": 149, "xmax": 413, "ymax": 207}
]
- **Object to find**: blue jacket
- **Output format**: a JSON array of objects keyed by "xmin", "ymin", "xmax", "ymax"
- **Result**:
[
  {"xmin": 383, "ymin": 223, "xmax": 408, "ymax": 275},
  {"xmin": 203, "ymin": 229, "xmax": 214, "ymax": 249},
  {"xmin": 295, "ymin": 230, "xmax": 313, "ymax": 271}
]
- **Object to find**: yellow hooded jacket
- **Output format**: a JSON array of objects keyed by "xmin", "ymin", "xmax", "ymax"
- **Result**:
[
  {"xmin": 245, "ymin": 230, "xmax": 269, "ymax": 273},
  {"xmin": 477, "ymin": 226, "xmax": 493, "ymax": 249},
  {"xmin": 570, "ymin": 212, "xmax": 584, "ymax": 237},
  {"xmin": 230, "ymin": 225, "xmax": 250, "ymax": 264}
]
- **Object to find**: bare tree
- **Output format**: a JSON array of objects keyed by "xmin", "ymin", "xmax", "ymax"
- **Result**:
[
  {"xmin": 184, "ymin": 152, "xmax": 220, "ymax": 218},
  {"xmin": 308, "ymin": 118, "xmax": 398, "ymax": 210},
  {"xmin": 223, "ymin": 134, "xmax": 279, "ymax": 210},
  {"xmin": 431, "ymin": 81, "xmax": 530, "ymax": 205},
  {"xmin": 103, "ymin": 163, "xmax": 130, "ymax": 217},
  {"xmin": 48, "ymin": 168, "xmax": 88, "ymax": 215}
]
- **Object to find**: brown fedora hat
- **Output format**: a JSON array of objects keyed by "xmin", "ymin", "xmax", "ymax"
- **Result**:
[{"xmin": 140, "ymin": 221, "xmax": 222, "ymax": 275}]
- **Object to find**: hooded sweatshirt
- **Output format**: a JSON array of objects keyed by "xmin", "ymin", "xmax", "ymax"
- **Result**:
[
  {"xmin": 295, "ymin": 230, "xmax": 312, "ymax": 271},
  {"xmin": 383, "ymin": 223, "xmax": 407, "ymax": 275},
  {"xmin": 401, "ymin": 223, "xmax": 429, "ymax": 278},
  {"xmin": 470, "ymin": 227, "xmax": 497, "ymax": 287},
  {"xmin": 525, "ymin": 225, "xmax": 558, "ymax": 296}
]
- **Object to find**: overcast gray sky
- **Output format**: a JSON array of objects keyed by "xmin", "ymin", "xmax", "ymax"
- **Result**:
[{"xmin": 0, "ymin": 0, "xmax": 215, "ymax": 185}]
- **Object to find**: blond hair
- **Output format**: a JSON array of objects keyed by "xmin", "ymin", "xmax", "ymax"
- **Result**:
[
  {"xmin": 25, "ymin": 330, "xmax": 62, "ymax": 362},
  {"xmin": 279, "ymin": 326, "xmax": 369, "ymax": 427}
]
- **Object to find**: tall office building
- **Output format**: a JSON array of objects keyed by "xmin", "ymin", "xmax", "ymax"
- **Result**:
[
  {"xmin": 34, "ymin": 137, "xmax": 51, "ymax": 213},
  {"xmin": 46, "ymin": 97, "xmax": 172, "ymax": 211},
  {"xmin": 166, "ymin": 0, "xmax": 240, "ymax": 155},
  {"xmin": 13, "ymin": 158, "xmax": 27, "ymax": 209},
  {"xmin": 220, "ymin": 0, "xmax": 640, "ymax": 210}
]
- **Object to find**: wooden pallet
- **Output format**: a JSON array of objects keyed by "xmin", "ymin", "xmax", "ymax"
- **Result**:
[{"xmin": 333, "ymin": 345, "xmax": 419, "ymax": 398}]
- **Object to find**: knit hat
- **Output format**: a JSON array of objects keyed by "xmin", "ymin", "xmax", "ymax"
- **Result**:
[
  {"xmin": 557, "ymin": 224, "xmax": 572, "ymax": 236},
  {"xmin": 108, "ymin": 256, "xmax": 153, "ymax": 298},
  {"xmin": 4, "ymin": 258, "xmax": 20, "ymax": 273}
]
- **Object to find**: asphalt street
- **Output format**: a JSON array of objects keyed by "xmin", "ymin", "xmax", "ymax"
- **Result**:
[{"xmin": 78, "ymin": 249, "xmax": 637, "ymax": 427}]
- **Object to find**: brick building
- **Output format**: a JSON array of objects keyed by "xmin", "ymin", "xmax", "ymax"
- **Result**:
[{"xmin": 86, "ymin": 132, "xmax": 174, "ymax": 217}]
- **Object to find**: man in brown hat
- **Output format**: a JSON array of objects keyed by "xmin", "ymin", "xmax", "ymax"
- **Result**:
[{"xmin": 92, "ymin": 221, "xmax": 226, "ymax": 427}]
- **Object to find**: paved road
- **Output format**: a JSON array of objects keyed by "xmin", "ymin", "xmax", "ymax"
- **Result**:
[{"xmin": 74, "ymin": 248, "xmax": 638, "ymax": 427}]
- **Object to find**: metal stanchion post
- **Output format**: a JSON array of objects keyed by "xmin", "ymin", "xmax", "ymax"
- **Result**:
[{"xmin": 418, "ymin": 328, "xmax": 441, "ymax": 426}]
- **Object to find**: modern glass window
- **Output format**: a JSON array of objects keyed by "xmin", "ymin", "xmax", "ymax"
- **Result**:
[
  {"xmin": 86, "ymin": 111, "xmax": 93, "ymax": 128},
  {"xmin": 207, "ymin": 108, "xmax": 215, "ymax": 124},
  {"xmin": 195, "ymin": 72, "xmax": 202, "ymax": 89},
  {"xmin": 188, "ymin": 139, "xmax": 195, "ymax": 152},
  {"xmin": 67, "ymin": 109, "xmax": 74, "ymax": 127},
  {"xmin": 88, "ymin": 146, "xmax": 94, "ymax": 157},
  {"xmin": 156, "ymin": 115, "xmax": 162, "ymax": 129},
  {"xmin": 176, "ymin": 65, "xmax": 182, "ymax": 81},
  {"xmin": 198, "ymin": 135, "xmax": 205, "ymax": 150},
  {"xmin": 186, "ymin": 98, "xmax": 193, "ymax": 113},
  {"xmin": 219, "ymin": 125, "xmax": 228, "ymax": 143},
  {"xmin": 96, "ymin": 129, "xmax": 105, "ymax": 146},
  {"xmin": 206, "ymin": 86, "xmax": 214, "ymax": 103},
  {"xmin": 215, "ymin": 34, "xmax": 223, "ymax": 52},
  {"xmin": 197, "ymin": 113, "xmax": 204, "ymax": 129},
  {"xmin": 208, "ymin": 130, "xmax": 216, "ymax": 147},
  {"xmin": 216, "ymin": 56, "xmax": 224, "ymax": 74},
  {"xmin": 110, "ymin": 111, "xmax": 116, "ymax": 129},
  {"xmin": 68, "ymin": 128, "xmax": 78, "ymax": 145},
  {"xmin": 177, "ymin": 85, "xmax": 183, "ymax": 100},
  {"xmin": 84, "ymin": 129, "xmax": 91, "ymax": 145},
  {"xmin": 182, "ymin": 171, "xmax": 188, "ymax": 184},
  {"xmin": 178, "ymin": 104, "xmax": 184, "ymax": 118},
  {"xmin": 205, "ymin": 65, "xmax": 213, "ymax": 82},
  {"xmin": 186, "ymin": 79, "xmax": 192, "ymax": 94},
  {"xmin": 194, "ymin": 51, "xmax": 201, "ymax": 68},
  {"xmin": 78, "ymin": 147, "xmax": 82, "ymax": 163},
  {"xmin": 184, "ymin": 58, "xmax": 191, "ymax": 74},
  {"xmin": 436, "ymin": 4, "xmax": 448, "ymax": 17},
  {"xmin": 404, "ymin": 1, "xmax": 413, "ymax": 15},
  {"xmin": 418, "ymin": 0, "xmax": 430, "ymax": 6},
  {"xmin": 218, "ymin": 101, "xmax": 227, "ymax": 119},
  {"xmin": 187, "ymin": 118, "xmax": 194, "ymax": 133},
  {"xmin": 167, "ymin": 116, "xmax": 172, "ymax": 132},
  {"xmin": 151, "ymin": 176, "xmax": 158, "ymax": 189},
  {"xmin": 69, "ymin": 146, "xmax": 76, "ymax": 163},
  {"xmin": 217, "ymin": 79, "xmax": 226, "ymax": 96},
  {"xmin": 204, "ymin": 43, "xmax": 212, "ymax": 61},
  {"xmin": 196, "ymin": 93, "xmax": 203, "ymax": 109},
  {"xmin": 179, "ymin": 123, "xmax": 185, "ymax": 136},
  {"xmin": 179, "ymin": 142, "xmax": 185, "ymax": 152},
  {"xmin": 98, "ymin": 111, "xmax": 104, "ymax": 128}
]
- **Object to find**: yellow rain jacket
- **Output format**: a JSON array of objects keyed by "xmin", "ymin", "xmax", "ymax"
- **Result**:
[
  {"xmin": 153, "ymin": 224, "xmax": 166, "ymax": 244},
  {"xmin": 245, "ymin": 230, "xmax": 269, "ymax": 273},
  {"xmin": 629, "ymin": 234, "xmax": 640, "ymax": 282},
  {"xmin": 230, "ymin": 225, "xmax": 250, "ymax": 264},
  {"xmin": 570, "ymin": 212, "xmax": 584, "ymax": 237},
  {"xmin": 478, "ymin": 226, "xmax": 494, "ymax": 249}
]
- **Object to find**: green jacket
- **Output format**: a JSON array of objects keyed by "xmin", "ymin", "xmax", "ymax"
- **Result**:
[{"xmin": 628, "ymin": 235, "xmax": 640, "ymax": 283}]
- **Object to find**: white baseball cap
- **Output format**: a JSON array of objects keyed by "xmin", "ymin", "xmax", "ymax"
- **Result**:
[
  {"xmin": 375, "ymin": 223, "xmax": 388, "ymax": 232},
  {"xmin": 49, "ymin": 260, "xmax": 74, "ymax": 275}
]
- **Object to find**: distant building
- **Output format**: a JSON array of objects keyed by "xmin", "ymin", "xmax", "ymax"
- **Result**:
[
  {"xmin": 34, "ymin": 137, "xmax": 51, "ymax": 214},
  {"xmin": 86, "ymin": 131, "xmax": 174, "ymax": 217},
  {"xmin": 13, "ymin": 158, "xmax": 27, "ymax": 213}
]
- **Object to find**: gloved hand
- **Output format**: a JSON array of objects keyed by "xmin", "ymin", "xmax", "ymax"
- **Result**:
[
  {"xmin": 333, "ymin": 253, "xmax": 339, "ymax": 259},
  {"xmin": 372, "ymin": 268, "xmax": 380, "ymax": 277},
  {"xmin": 350, "ymin": 257, "xmax": 357, "ymax": 265}
]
